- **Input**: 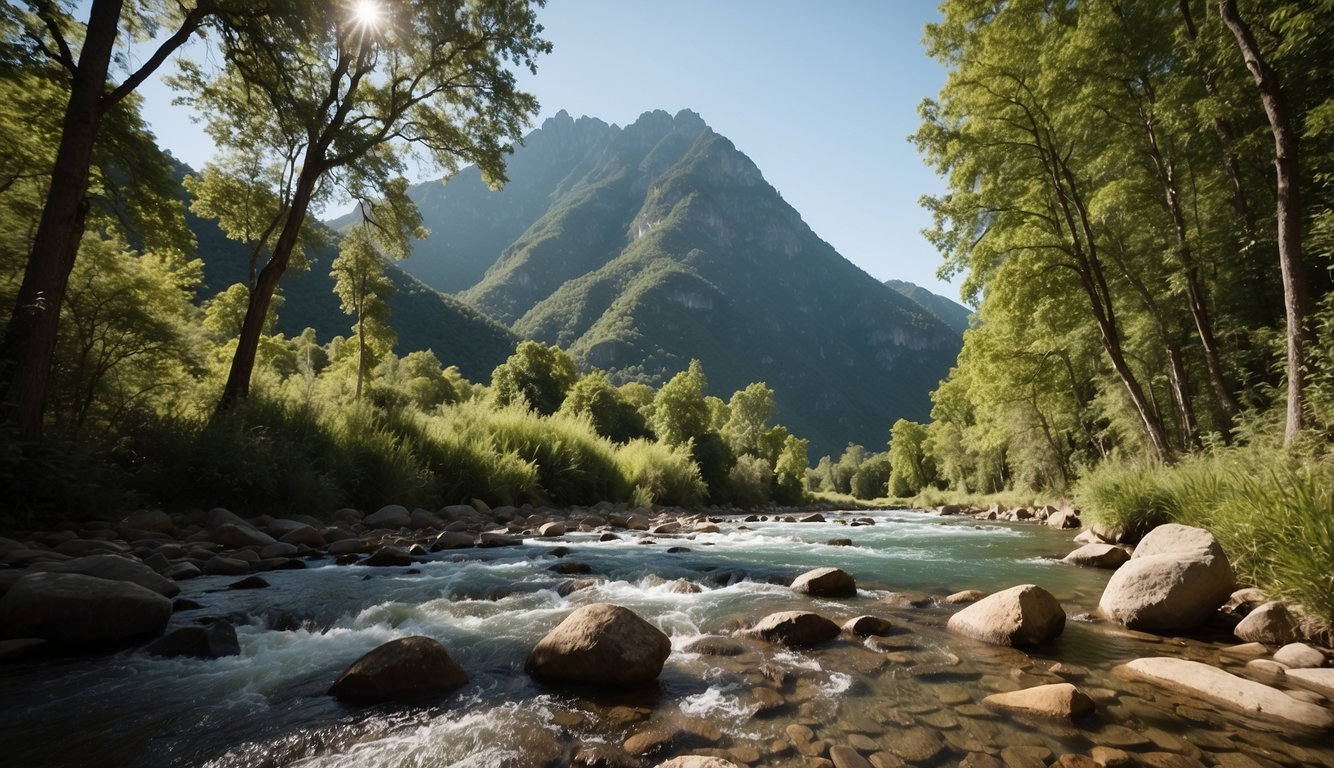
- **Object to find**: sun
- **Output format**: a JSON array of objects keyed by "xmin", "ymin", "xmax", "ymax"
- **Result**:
[{"xmin": 352, "ymin": 0, "xmax": 383, "ymax": 28}]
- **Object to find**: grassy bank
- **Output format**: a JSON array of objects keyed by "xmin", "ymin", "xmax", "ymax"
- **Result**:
[{"xmin": 1075, "ymin": 448, "xmax": 1334, "ymax": 628}]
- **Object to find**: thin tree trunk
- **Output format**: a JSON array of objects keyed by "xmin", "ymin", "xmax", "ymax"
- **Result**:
[
  {"xmin": 1138, "ymin": 92, "xmax": 1242, "ymax": 423},
  {"xmin": 1220, "ymin": 0, "xmax": 1310, "ymax": 445},
  {"xmin": 0, "ymin": 0, "xmax": 124, "ymax": 442},
  {"xmin": 217, "ymin": 165, "xmax": 322, "ymax": 409}
]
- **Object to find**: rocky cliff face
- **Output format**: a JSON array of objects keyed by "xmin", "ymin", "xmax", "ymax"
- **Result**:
[{"xmin": 335, "ymin": 109, "xmax": 962, "ymax": 455}]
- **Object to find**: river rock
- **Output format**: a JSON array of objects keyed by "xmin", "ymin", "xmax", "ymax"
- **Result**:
[
  {"xmin": 1234, "ymin": 601, "xmax": 1301, "ymax": 645},
  {"xmin": 1062, "ymin": 543, "xmax": 1129, "ymax": 569},
  {"xmin": 0, "ymin": 572, "xmax": 171, "ymax": 648},
  {"xmin": 433, "ymin": 531, "xmax": 475, "ymax": 550},
  {"xmin": 211, "ymin": 523, "xmax": 275, "ymax": 548},
  {"xmin": 749, "ymin": 610, "xmax": 840, "ymax": 647},
  {"xmin": 1273, "ymin": 643, "xmax": 1326, "ymax": 669},
  {"xmin": 525, "ymin": 603, "xmax": 671, "ymax": 686},
  {"xmin": 363, "ymin": 546, "xmax": 413, "ymax": 567},
  {"xmin": 145, "ymin": 622, "xmax": 240, "ymax": 659},
  {"xmin": 943, "ymin": 589, "xmax": 988, "ymax": 604},
  {"xmin": 279, "ymin": 525, "xmax": 325, "ymax": 548},
  {"xmin": 202, "ymin": 555, "xmax": 250, "ymax": 575},
  {"xmin": 791, "ymin": 567, "xmax": 856, "ymax": 597},
  {"xmin": 982, "ymin": 682, "xmax": 1094, "ymax": 720},
  {"xmin": 538, "ymin": 522, "xmax": 566, "ymax": 537},
  {"xmin": 947, "ymin": 584, "xmax": 1065, "ymax": 647},
  {"xmin": 828, "ymin": 745, "xmax": 873, "ymax": 768},
  {"xmin": 654, "ymin": 757, "xmax": 742, "ymax": 768},
  {"xmin": 329, "ymin": 635, "xmax": 468, "ymax": 702},
  {"xmin": 1047, "ymin": 509, "xmax": 1081, "ymax": 529},
  {"xmin": 35, "ymin": 554, "xmax": 180, "ymax": 597},
  {"xmin": 843, "ymin": 615, "xmax": 893, "ymax": 637},
  {"xmin": 363, "ymin": 504, "xmax": 411, "ymax": 529},
  {"xmin": 1114, "ymin": 657, "xmax": 1334, "ymax": 729},
  {"xmin": 123, "ymin": 509, "xmax": 174, "ymax": 534},
  {"xmin": 1098, "ymin": 524, "xmax": 1235, "ymax": 632}
]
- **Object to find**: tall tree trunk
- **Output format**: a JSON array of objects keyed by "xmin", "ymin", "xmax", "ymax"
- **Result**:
[
  {"xmin": 1138, "ymin": 95, "xmax": 1242, "ymax": 423},
  {"xmin": 0, "ymin": 0, "xmax": 125, "ymax": 442},
  {"xmin": 1220, "ymin": 0, "xmax": 1310, "ymax": 445},
  {"xmin": 217, "ymin": 163, "xmax": 323, "ymax": 410}
]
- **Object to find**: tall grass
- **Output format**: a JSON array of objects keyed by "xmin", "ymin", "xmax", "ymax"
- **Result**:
[{"xmin": 1075, "ymin": 448, "xmax": 1334, "ymax": 627}]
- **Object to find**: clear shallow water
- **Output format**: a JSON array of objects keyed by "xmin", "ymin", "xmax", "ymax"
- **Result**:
[{"xmin": 1, "ymin": 510, "xmax": 1330, "ymax": 767}]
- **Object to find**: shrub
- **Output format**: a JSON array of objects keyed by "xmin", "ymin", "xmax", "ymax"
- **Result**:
[
  {"xmin": 728, "ymin": 454, "xmax": 773, "ymax": 508},
  {"xmin": 616, "ymin": 439, "xmax": 705, "ymax": 507}
]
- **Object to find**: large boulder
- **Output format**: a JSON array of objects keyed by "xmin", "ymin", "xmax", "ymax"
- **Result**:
[
  {"xmin": 982, "ymin": 683, "xmax": 1094, "ymax": 720},
  {"xmin": 525, "ymin": 603, "xmax": 671, "ymax": 686},
  {"xmin": 1115, "ymin": 657, "xmax": 1333, "ymax": 729},
  {"xmin": 329, "ymin": 636, "xmax": 468, "ymax": 702},
  {"xmin": 211, "ymin": 523, "xmax": 275, "ymax": 548},
  {"xmin": 1062, "ymin": 543, "xmax": 1130, "ymax": 570},
  {"xmin": 35, "ymin": 554, "xmax": 180, "ymax": 597},
  {"xmin": 1098, "ymin": 524, "xmax": 1235, "ymax": 632},
  {"xmin": 0, "ymin": 572, "xmax": 171, "ymax": 648},
  {"xmin": 947, "ymin": 584, "xmax": 1065, "ymax": 647},
  {"xmin": 790, "ymin": 567, "xmax": 856, "ymax": 597},
  {"xmin": 748, "ymin": 610, "xmax": 841, "ymax": 648}
]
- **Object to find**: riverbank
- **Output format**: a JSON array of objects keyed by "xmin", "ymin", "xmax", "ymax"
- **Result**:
[{"xmin": 1, "ymin": 506, "xmax": 1331, "ymax": 767}]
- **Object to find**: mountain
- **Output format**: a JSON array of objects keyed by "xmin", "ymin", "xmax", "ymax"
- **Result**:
[
  {"xmin": 334, "ymin": 110, "xmax": 962, "ymax": 456},
  {"xmin": 884, "ymin": 279, "xmax": 972, "ymax": 335},
  {"xmin": 184, "ymin": 167, "xmax": 517, "ymax": 382}
]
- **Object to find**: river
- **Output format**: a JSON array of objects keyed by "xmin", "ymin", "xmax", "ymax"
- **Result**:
[{"xmin": 1, "ymin": 510, "xmax": 1330, "ymax": 767}]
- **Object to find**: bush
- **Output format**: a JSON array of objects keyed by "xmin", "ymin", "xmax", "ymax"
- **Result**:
[
  {"xmin": 728, "ymin": 454, "xmax": 773, "ymax": 508},
  {"xmin": 616, "ymin": 439, "xmax": 706, "ymax": 507}
]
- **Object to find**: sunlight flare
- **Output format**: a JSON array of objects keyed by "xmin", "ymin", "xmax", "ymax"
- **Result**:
[{"xmin": 352, "ymin": 0, "xmax": 383, "ymax": 29}]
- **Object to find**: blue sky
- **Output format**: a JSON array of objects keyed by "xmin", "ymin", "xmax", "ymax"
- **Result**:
[{"xmin": 138, "ymin": 1, "xmax": 957, "ymax": 299}]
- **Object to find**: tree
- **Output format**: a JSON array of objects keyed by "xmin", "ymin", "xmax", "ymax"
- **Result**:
[
  {"xmin": 773, "ymin": 433, "xmax": 810, "ymax": 503},
  {"xmin": 651, "ymin": 359, "xmax": 710, "ymax": 447},
  {"xmin": 0, "ymin": 0, "xmax": 224, "ymax": 441},
  {"xmin": 723, "ymin": 382, "xmax": 775, "ymax": 457},
  {"xmin": 1219, "ymin": 0, "xmax": 1312, "ymax": 445},
  {"xmin": 888, "ymin": 419, "xmax": 935, "ymax": 497},
  {"xmin": 490, "ymin": 341, "xmax": 577, "ymax": 415},
  {"xmin": 331, "ymin": 227, "xmax": 395, "ymax": 398},
  {"xmin": 559, "ymin": 370, "xmax": 649, "ymax": 442},
  {"xmin": 178, "ymin": 0, "xmax": 549, "ymax": 410}
]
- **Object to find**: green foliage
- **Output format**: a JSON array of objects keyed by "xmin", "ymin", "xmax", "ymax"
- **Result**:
[
  {"xmin": 851, "ymin": 452, "xmax": 890, "ymax": 501},
  {"xmin": 559, "ymin": 370, "xmax": 650, "ymax": 442},
  {"xmin": 723, "ymin": 381, "xmax": 774, "ymax": 457},
  {"xmin": 490, "ymin": 340, "xmax": 578, "ymax": 415},
  {"xmin": 616, "ymin": 439, "xmax": 705, "ymax": 507},
  {"xmin": 651, "ymin": 359, "xmax": 710, "ymax": 447},
  {"xmin": 773, "ymin": 433, "xmax": 810, "ymax": 504},
  {"xmin": 728, "ymin": 454, "xmax": 773, "ymax": 508},
  {"xmin": 331, "ymin": 227, "xmax": 396, "ymax": 397},
  {"xmin": 889, "ymin": 419, "xmax": 936, "ymax": 498}
]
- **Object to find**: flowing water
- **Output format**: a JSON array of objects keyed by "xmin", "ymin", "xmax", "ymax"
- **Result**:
[{"xmin": 2, "ymin": 510, "xmax": 1331, "ymax": 767}]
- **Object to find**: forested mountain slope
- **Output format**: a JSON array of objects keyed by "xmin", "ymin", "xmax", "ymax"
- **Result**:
[{"xmin": 350, "ymin": 109, "xmax": 961, "ymax": 455}]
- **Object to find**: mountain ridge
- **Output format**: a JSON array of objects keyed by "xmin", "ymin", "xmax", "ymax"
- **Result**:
[{"xmin": 332, "ymin": 109, "xmax": 962, "ymax": 455}]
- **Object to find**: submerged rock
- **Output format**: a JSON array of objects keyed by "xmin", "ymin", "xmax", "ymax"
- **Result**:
[
  {"xmin": 329, "ymin": 635, "xmax": 468, "ymax": 702},
  {"xmin": 947, "ymin": 584, "xmax": 1065, "ymax": 647},
  {"xmin": 1098, "ymin": 524, "xmax": 1234, "ymax": 633},
  {"xmin": 654, "ymin": 755, "xmax": 742, "ymax": 768},
  {"xmin": 0, "ymin": 572, "xmax": 171, "ymax": 649},
  {"xmin": 1115, "ymin": 656, "xmax": 1334, "ymax": 730},
  {"xmin": 145, "ymin": 622, "xmax": 240, "ymax": 659},
  {"xmin": 526, "ymin": 603, "xmax": 671, "ymax": 686},
  {"xmin": 790, "ymin": 567, "xmax": 856, "ymax": 597},
  {"xmin": 982, "ymin": 682, "xmax": 1094, "ymax": 720}
]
